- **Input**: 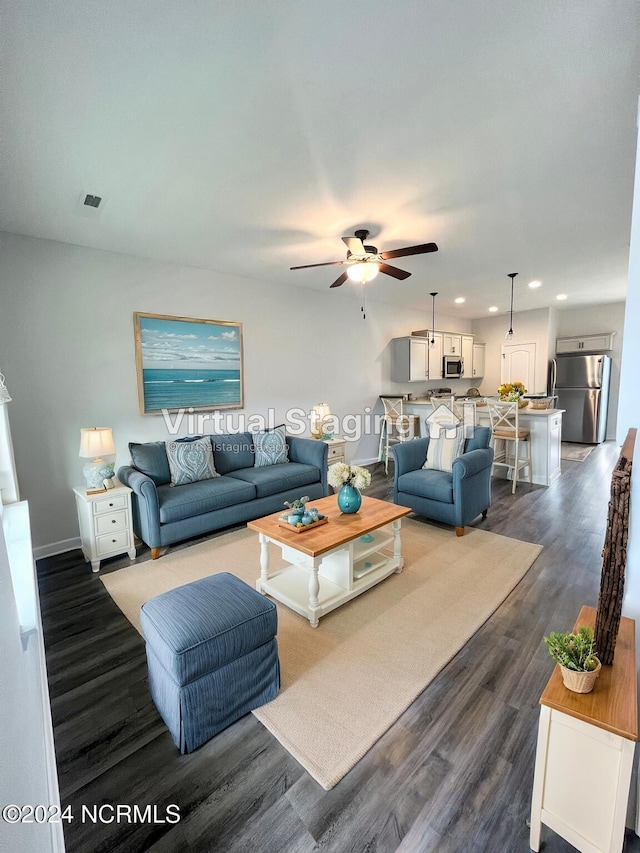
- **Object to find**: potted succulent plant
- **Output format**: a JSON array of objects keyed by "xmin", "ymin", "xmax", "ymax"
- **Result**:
[{"xmin": 544, "ymin": 625, "xmax": 601, "ymax": 694}]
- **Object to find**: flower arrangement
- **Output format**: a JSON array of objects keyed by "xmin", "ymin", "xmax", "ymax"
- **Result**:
[
  {"xmin": 497, "ymin": 381, "xmax": 527, "ymax": 401},
  {"xmin": 327, "ymin": 463, "xmax": 371, "ymax": 492}
]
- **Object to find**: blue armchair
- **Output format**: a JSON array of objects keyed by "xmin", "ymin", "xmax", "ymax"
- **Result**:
[{"xmin": 391, "ymin": 427, "xmax": 493, "ymax": 536}]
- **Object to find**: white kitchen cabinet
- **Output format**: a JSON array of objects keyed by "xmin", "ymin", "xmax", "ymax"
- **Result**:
[
  {"xmin": 461, "ymin": 335, "xmax": 474, "ymax": 378},
  {"xmin": 443, "ymin": 333, "xmax": 462, "ymax": 356},
  {"xmin": 472, "ymin": 342, "xmax": 485, "ymax": 378},
  {"xmin": 476, "ymin": 408, "xmax": 562, "ymax": 486},
  {"xmin": 391, "ymin": 337, "xmax": 428, "ymax": 382},
  {"xmin": 556, "ymin": 332, "xmax": 615, "ymax": 353}
]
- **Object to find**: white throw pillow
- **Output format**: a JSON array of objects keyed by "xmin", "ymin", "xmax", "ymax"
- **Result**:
[{"xmin": 422, "ymin": 427, "xmax": 465, "ymax": 473}]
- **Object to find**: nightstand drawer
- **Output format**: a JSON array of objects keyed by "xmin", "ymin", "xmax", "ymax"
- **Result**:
[
  {"xmin": 96, "ymin": 530, "xmax": 130, "ymax": 557},
  {"xmin": 94, "ymin": 510, "xmax": 128, "ymax": 535},
  {"xmin": 93, "ymin": 494, "xmax": 128, "ymax": 515},
  {"xmin": 327, "ymin": 443, "xmax": 345, "ymax": 460}
]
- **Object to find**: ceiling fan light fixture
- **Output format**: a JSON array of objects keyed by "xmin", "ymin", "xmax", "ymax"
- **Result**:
[{"xmin": 347, "ymin": 262, "xmax": 379, "ymax": 283}]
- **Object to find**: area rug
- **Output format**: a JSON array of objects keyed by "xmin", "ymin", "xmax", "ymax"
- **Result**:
[
  {"xmin": 101, "ymin": 519, "xmax": 542, "ymax": 790},
  {"xmin": 561, "ymin": 442, "xmax": 595, "ymax": 462}
]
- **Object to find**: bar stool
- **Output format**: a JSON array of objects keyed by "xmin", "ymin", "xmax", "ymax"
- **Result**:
[
  {"xmin": 486, "ymin": 400, "xmax": 532, "ymax": 494},
  {"xmin": 378, "ymin": 397, "xmax": 412, "ymax": 473}
]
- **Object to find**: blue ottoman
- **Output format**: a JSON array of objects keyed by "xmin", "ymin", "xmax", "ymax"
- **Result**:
[{"xmin": 140, "ymin": 572, "xmax": 279, "ymax": 754}]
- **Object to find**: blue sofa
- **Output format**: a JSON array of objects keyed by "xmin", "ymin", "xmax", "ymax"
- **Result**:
[
  {"xmin": 119, "ymin": 434, "xmax": 328, "ymax": 558},
  {"xmin": 391, "ymin": 427, "xmax": 493, "ymax": 536}
]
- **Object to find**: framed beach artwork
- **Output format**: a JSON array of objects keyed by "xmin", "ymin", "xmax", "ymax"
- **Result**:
[{"xmin": 134, "ymin": 312, "xmax": 244, "ymax": 414}]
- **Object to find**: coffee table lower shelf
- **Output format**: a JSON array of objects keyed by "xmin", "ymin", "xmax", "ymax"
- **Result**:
[{"xmin": 258, "ymin": 552, "xmax": 401, "ymax": 625}]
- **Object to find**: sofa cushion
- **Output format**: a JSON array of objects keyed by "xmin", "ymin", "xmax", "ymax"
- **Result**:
[
  {"xmin": 129, "ymin": 441, "xmax": 171, "ymax": 486},
  {"xmin": 226, "ymin": 462, "xmax": 319, "ymax": 499},
  {"xmin": 211, "ymin": 433, "xmax": 255, "ymax": 474},
  {"xmin": 157, "ymin": 476, "xmax": 256, "ymax": 524},
  {"xmin": 254, "ymin": 425, "xmax": 289, "ymax": 467},
  {"xmin": 397, "ymin": 469, "xmax": 454, "ymax": 504},
  {"xmin": 165, "ymin": 437, "xmax": 219, "ymax": 486}
]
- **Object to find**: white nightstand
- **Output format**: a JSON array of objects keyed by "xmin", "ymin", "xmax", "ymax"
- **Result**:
[
  {"xmin": 73, "ymin": 483, "xmax": 136, "ymax": 572},
  {"xmin": 325, "ymin": 437, "xmax": 346, "ymax": 467}
]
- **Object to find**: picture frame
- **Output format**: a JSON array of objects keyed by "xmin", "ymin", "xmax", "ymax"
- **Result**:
[{"xmin": 134, "ymin": 312, "xmax": 244, "ymax": 414}]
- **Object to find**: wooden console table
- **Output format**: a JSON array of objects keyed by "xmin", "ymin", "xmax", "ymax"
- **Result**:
[{"xmin": 530, "ymin": 605, "xmax": 637, "ymax": 853}]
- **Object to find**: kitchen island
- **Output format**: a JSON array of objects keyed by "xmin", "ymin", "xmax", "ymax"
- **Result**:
[{"xmin": 404, "ymin": 399, "xmax": 564, "ymax": 487}]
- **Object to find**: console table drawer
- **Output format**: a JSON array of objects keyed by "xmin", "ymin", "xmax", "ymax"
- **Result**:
[{"xmin": 94, "ymin": 510, "xmax": 128, "ymax": 535}]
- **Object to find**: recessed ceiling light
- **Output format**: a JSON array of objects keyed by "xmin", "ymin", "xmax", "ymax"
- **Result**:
[
  {"xmin": 489, "ymin": 306, "xmax": 498, "ymax": 313},
  {"xmin": 454, "ymin": 297, "xmax": 465, "ymax": 304},
  {"xmin": 556, "ymin": 294, "xmax": 568, "ymax": 301},
  {"xmin": 528, "ymin": 280, "xmax": 542, "ymax": 289}
]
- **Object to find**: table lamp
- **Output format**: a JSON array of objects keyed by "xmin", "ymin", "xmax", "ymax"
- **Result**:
[
  {"xmin": 310, "ymin": 403, "xmax": 332, "ymax": 440},
  {"xmin": 79, "ymin": 427, "xmax": 116, "ymax": 492}
]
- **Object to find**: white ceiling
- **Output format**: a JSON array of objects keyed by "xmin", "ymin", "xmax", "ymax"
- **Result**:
[{"xmin": 1, "ymin": 1, "xmax": 639, "ymax": 319}]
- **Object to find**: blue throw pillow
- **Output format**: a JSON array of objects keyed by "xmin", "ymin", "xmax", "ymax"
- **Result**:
[
  {"xmin": 165, "ymin": 437, "xmax": 219, "ymax": 486},
  {"xmin": 129, "ymin": 441, "xmax": 171, "ymax": 486},
  {"xmin": 254, "ymin": 425, "xmax": 289, "ymax": 468}
]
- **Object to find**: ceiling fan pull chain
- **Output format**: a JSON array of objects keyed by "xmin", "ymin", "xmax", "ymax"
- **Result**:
[{"xmin": 361, "ymin": 282, "xmax": 366, "ymax": 319}]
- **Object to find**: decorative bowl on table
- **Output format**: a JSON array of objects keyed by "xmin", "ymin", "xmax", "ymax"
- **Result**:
[{"xmin": 528, "ymin": 398, "xmax": 552, "ymax": 409}]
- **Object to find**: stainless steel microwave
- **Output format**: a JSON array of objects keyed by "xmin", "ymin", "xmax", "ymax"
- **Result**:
[{"xmin": 443, "ymin": 355, "xmax": 463, "ymax": 378}]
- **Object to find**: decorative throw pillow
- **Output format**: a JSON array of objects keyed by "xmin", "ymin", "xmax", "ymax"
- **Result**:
[
  {"xmin": 165, "ymin": 437, "xmax": 219, "ymax": 486},
  {"xmin": 422, "ymin": 427, "xmax": 465, "ymax": 473},
  {"xmin": 254, "ymin": 425, "xmax": 289, "ymax": 467}
]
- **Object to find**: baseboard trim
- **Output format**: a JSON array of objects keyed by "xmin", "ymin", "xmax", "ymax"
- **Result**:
[
  {"xmin": 352, "ymin": 457, "xmax": 380, "ymax": 467},
  {"xmin": 33, "ymin": 537, "xmax": 81, "ymax": 561}
]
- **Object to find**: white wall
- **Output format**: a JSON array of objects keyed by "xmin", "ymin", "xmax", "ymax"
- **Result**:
[
  {"xmin": 0, "ymin": 232, "xmax": 483, "ymax": 554},
  {"xmin": 618, "ymin": 117, "xmax": 640, "ymax": 624},
  {"xmin": 557, "ymin": 301, "xmax": 626, "ymax": 439}
]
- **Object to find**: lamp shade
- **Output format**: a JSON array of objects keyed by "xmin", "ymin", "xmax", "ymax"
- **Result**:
[
  {"xmin": 79, "ymin": 427, "xmax": 115, "ymax": 459},
  {"xmin": 310, "ymin": 403, "xmax": 331, "ymax": 439},
  {"xmin": 347, "ymin": 262, "xmax": 379, "ymax": 283}
]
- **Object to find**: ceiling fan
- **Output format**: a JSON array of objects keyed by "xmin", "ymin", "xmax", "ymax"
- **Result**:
[{"xmin": 290, "ymin": 229, "xmax": 439, "ymax": 288}]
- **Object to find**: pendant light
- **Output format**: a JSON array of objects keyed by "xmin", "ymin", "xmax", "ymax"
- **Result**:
[
  {"xmin": 505, "ymin": 273, "xmax": 518, "ymax": 340},
  {"xmin": 429, "ymin": 292, "xmax": 438, "ymax": 347}
]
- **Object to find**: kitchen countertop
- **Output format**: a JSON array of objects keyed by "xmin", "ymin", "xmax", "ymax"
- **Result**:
[{"xmin": 404, "ymin": 398, "xmax": 564, "ymax": 416}]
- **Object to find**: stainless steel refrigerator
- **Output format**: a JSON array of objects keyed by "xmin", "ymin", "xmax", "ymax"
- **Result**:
[{"xmin": 553, "ymin": 354, "xmax": 611, "ymax": 444}]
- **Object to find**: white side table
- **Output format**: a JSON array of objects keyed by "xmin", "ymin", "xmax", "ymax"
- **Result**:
[
  {"xmin": 73, "ymin": 483, "xmax": 136, "ymax": 572},
  {"xmin": 325, "ymin": 437, "xmax": 346, "ymax": 467},
  {"xmin": 530, "ymin": 605, "xmax": 637, "ymax": 853}
]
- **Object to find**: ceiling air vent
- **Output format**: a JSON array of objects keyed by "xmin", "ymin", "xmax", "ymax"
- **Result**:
[{"xmin": 76, "ymin": 191, "xmax": 106, "ymax": 217}]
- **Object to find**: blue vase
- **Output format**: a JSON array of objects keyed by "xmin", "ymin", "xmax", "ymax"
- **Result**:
[{"xmin": 337, "ymin": 484, "xmax": 362, "ymax": 513}]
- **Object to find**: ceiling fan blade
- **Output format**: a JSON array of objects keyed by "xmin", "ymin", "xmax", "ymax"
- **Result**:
[
  {"xmin": 379, "ymin": 242, "xmax": 439, "ymax": 260},
  {"xmin": 290, "ymin": 260, "xmax": 345, "ymax": 270},
  {"xmin": 378, "ymin": 262, "xmax": 411, "ymax": 280},
  {"xmin": 329, "ymin": 272, "xmax": 349, "ymax": 289},
  {"xmin": 342, "ymin": 236, "xmax": 366, "ymax": 256}
]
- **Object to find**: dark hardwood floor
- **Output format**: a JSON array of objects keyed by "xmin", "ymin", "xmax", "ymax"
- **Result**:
[{"xmin": 37, "ymin": 443, "xmax": 640, "ymax": 852}]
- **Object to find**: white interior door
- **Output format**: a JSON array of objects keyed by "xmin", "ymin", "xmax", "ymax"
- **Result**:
[{"xmin": 501, "ymin": 342, "xmax": 536, "ymax": 392}]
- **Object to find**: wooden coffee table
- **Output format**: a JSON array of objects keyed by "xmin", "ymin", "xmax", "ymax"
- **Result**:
[{"xmin": 247, "ymin": 495, "xmax": 411, "ymax": 627}]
